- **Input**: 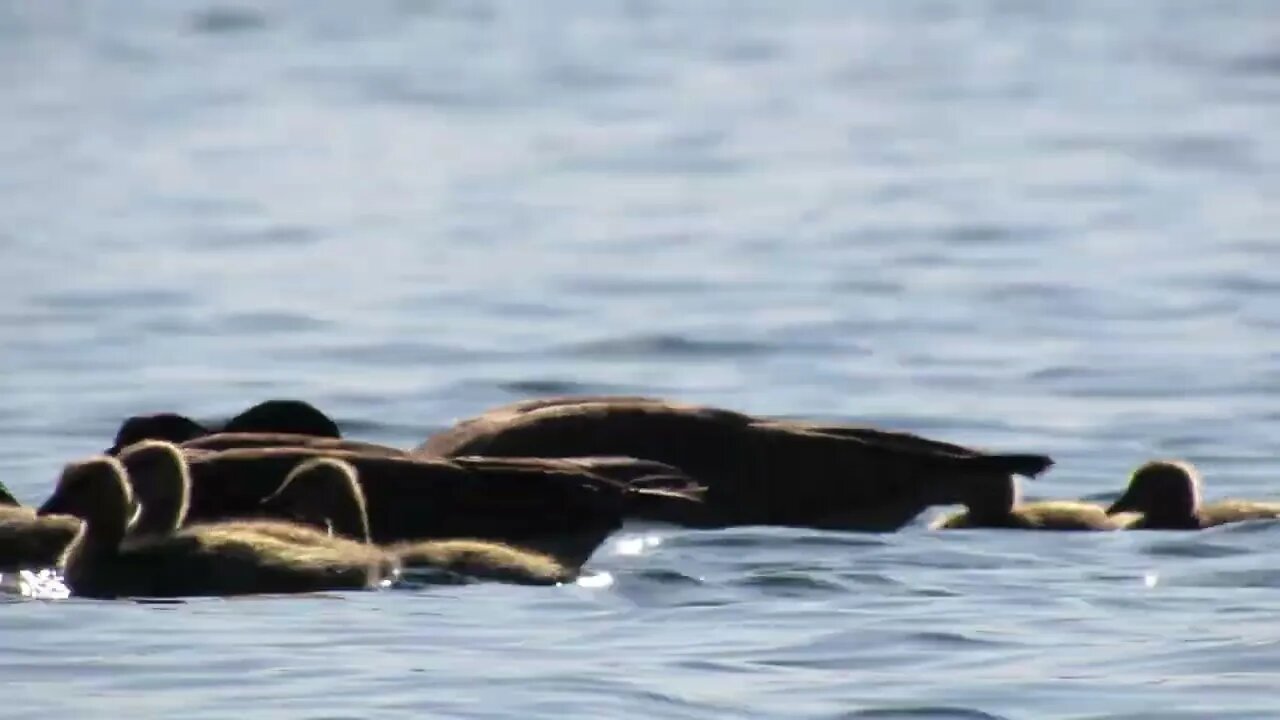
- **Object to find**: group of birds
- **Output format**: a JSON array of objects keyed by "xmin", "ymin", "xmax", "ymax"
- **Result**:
[{"xmin": 3, "ymin": 394, "xmax": 1277, "ymax": 600}]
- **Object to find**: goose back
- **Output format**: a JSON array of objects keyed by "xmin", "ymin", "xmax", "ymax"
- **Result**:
[
  {"xmin": 414, "ymin": 399, "xmax": 1052, "ymax": 529},
  {"xmin": 180, "ymin": 433, "xmax": 406, "ymax": 456}
]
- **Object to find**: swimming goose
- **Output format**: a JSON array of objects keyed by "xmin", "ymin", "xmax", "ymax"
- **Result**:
[
  {"xmin": 414, "ymin": 396, "xmax": 1053, "ymax": 531},
  {"xmin": 1107, "ymin": 460, "xmax": 1280, "ymax": 529},
  {"xmin": 264, "ymin": 457, "xmax": 574, "ymax": 585},
  {"xmin": 38, "ymin": 455, "xmax": 394, "ymax": 598},
  {"xmin": 105, "ymin": 399, "xmax": 341, "ymax": 454}
]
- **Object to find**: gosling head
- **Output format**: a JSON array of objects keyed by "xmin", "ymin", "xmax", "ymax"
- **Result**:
[
  {"xmin": 261, "ymin": 457, "xmax": 366, "ymax": 540},
  {"xmin": 117, "ymin": 440, "xmax": 191, "ymax": 533},
  {"xmin": 107, "ymin": 413, "xmax": 208, "ymax": 455},
  {"xmin": 38, "ymin": 456, "xmax": 134, "ymax": 524},
  {"xmin": 223, "ymin": 399, "xmax": 340, "ymax": 438},
  {"xmin": 1108, "ymin": 459, "xmax": 1202, "ymax": 523}
]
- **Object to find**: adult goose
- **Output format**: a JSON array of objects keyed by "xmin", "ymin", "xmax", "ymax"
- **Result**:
[
  {"xmin": 105, "ymin": 399, "xmax": 342, "ymax": 454},
  {"xmin": 414, "ymin": 396, "xmax": 1054, "ymax": 531},
  {"xmin": 265, "ymin": 457, "xmax": 574, "ymax": 585},
  {"xmin": 1107, "ymin": 460, "xmax": 1280, "ymax": 530},
  {"xmin": 36, "ymin": 455, "xmax": 395, "ymax": 598}
]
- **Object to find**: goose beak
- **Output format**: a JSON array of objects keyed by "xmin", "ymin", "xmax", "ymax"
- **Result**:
[
  {"xmin": 37, "ymin": 493, "xmax": 69, "ymax": 517},
  {"xmin": 1106, "ymin": 496, "xmax": 1136, "ymax": 514}
]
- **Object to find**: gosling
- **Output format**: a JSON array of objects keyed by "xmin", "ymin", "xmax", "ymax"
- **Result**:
[
  {"xmin": 263, "ymin": 457, "xmax": 574, "ymax": 585},
  {"xmin": 1107, "ymin": 460, "xmax": 1280, "ymax": 529}
]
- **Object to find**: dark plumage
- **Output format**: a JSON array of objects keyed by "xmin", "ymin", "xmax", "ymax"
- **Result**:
[
  {"xmin": 119, "ymin": 446, "xmax": 698, "ymax": 564},
  {"xmin": 265, "ymin": 457, "xmax": 575, "ymax": 585},
  {"xmin": 37, "ymin": 454, "xmax": 393, "ymax": 599},
  {"xmin": 1107, "ymin": 460, "xmax": 1280, "ymax": 530},
  {"xmin": 105, "ymin": 399, "xmax": 340, "ymax": 454},
  {"xmin": 415, "ymin": 397, "xmax": 1053, "ymax": 530},
  {"xmin": 107, "ymin": 413, "xmax": 207, "ymax": 454},
  {"xmin": 123, "ymin": 441, "xmax": 380, "ymax": 550},
  {"xmin": 180, "ymin": 433, "xmax": 406, "ymax": 456}
]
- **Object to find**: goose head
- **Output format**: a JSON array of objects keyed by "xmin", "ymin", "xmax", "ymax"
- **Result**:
[{"xmin": 224, "ymin": 400, "xmax": 340, "ymax": 438}]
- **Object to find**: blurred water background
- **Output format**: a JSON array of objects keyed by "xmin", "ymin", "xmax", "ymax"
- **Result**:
[{"xmin": 2, "ymin": 1, "xmax": 1280, "ymax": 717}]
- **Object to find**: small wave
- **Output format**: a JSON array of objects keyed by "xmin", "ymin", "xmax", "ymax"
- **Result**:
[
  {"xmin": 498, "ymin": 379, "xmax": 625, "ymax": 396},
  {"xmin": 1223, "ymin": 52, "xmax": 1280, "ymax": 76},
  {"xmin": 189, "ymin": 6, "xmax": 268, "ymax": 34},
  {"xmin": 626, "ymin": 568, "xmax": 704, "ymax": 587},
  {"xmin": 1142, "ymin": 540, "xmax": 1244, "ymax": 559},
  {"xmin": 211, "ymin": 311, "xmax": 332, "ymax": 334},
  {"xmin": 1192, "ymin": 568, "xmax": 1280, "ymax": 589},
  {"xmin": 911, "ymin": 630, "xmax": 1007, "ymax": 649},
  {"xmin": 837, "ymin": 707, "xmax": 1010, "ymax": 720},
  {"xmin": 788, "ymin": 534, "xmax": 892, "ymax": 551},
  {"xmin": 735, "ymin": 571, "xmax": 847, "ymax": 596},
  {"xmin": 562, "ymin": 334, "xmax": 775, "ymax": 359}
]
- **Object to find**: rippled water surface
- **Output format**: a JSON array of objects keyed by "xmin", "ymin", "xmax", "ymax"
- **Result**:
[{"xmin": 3, "ymin": 1, "xmax": 1280, "ymax": 717}]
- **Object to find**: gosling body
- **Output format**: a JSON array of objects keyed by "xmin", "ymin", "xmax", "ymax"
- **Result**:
[{"xmin": 935, "ymin": 500, "xmax": 1133, "ymax": 531}]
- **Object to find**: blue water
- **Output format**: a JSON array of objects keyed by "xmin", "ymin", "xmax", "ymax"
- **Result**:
[{"xmin": 3, "ymin": 1, "xmax": 1280, "ymax": 717}]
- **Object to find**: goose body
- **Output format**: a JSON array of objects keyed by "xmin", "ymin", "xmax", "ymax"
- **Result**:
[
  {"xmin": 266, "ymin": 457, "xmax": 575, "ymax": 585},
  {"xmin": 39, "ymin": 453, "xmax": 393, "ymax": 598},
  {"xmin": 1108, "ymin": 460, "xmax": 1280, "ymax": 530},
  {"xmin": 415, "ymin": 396, "xmax": 1054, "ymax": 530},
  {"xmin": 119, "ymin": 446, "xmax": 693, "ymax": 562},
  {"xmin": 180, "ymin": 433, "xmax": 406, "ymax": 456}
]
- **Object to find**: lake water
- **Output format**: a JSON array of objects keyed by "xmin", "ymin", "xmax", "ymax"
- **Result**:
[{"xmin": 3, "ymin": 1, "xmax": 1280, "ymax": 717}]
